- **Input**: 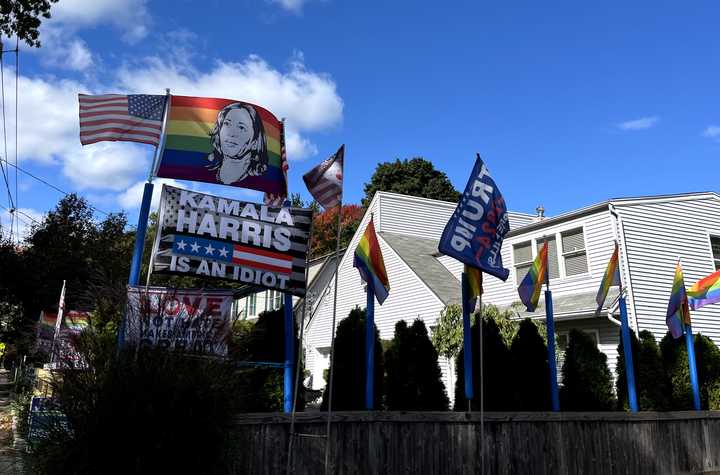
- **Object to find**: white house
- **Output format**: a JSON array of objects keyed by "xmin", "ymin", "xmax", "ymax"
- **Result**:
[{"xmin": 302, "ymin": 191, "xmax": 720, "ymax": 402}]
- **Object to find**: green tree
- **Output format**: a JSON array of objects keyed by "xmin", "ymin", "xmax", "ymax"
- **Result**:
[
  {"xmin": 560, "ymin": 329, "xmax": 615, "ymax": 410},
  {"xmin": 454, "ymin": 314, "xmax": 511, "ymax": 411},
  {"xmin": 509, "ymin": 319, "xmax": 550, "ymax": 410},
  {"xmin": 385, "ymin": 320, "xmax": 448, "ymax": 410},
  {"xmin": 362, "ymin": 157, "xmax": 461, "ymax": 207},
  {"xmin": 661, "ymin": 331, "xmax": 720, "ymax": 410},
  {"xmin": 321, "ymin": 307, "xmax": 384, "ymax": 410},
  {"xmin": 431, "ymin": 304, "xmax": 462, "ymax": 395},
  {"xmin": 0, "ymin": 0, "xmax": 58, "ymax": 47},
  {"xmin": 637, "ymin": 331, "xmax": 672, "ymax": 411},
  {"xmin": 235, "ymin": 308, "xmax": 304, "ymax": 412}
]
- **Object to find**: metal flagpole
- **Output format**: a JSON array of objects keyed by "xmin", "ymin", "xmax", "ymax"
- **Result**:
[
  {"xmin": 478, "ymin": 283, "xmax": 484, "ymax": 475},
  {"xmin": 49, "ymin": 280, "xmax": 66, "ymax": 363},
  {"xmin": 365, "ymin": 285, "xmax": 375, "ymax": 409},
  {"xmin": 286, "ymin": 292, "xmax": 309, "ymax": 474},
  {"xmin": 323, "ymin": 203, "xmax": 343, "ymax": 475},
  {"xmin": 461, "ymin": 273, "xmax": 473, "ymax": 411},
  {"xmin": 283, "ymin": 200, "xmax": 296, "ymax": 413},
  {"xmin": 544, "ymin": 239, "xmax": 560, "ymax": 411}
]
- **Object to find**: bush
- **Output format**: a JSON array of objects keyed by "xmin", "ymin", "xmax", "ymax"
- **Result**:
[
  {"xmin": 661, "ymin": 331, "xmax": 720, "ymax": 410},
  {"xmin": 30, "ymin": 327, "xmax": 242, "ymax": 474},
  {"xmin": 233, "ymin": 308, "xmax": 304, "ymax": 412},
  {"xmin": 454, "ymin": 314, "xmax": 511, "ymax": 411},
  {"xmin": 637, "ymin": 331, "xmax": 672, "ymax": 411},
  {"xmin": 321, "ymin": 307, "xmax": 384, "ymax": 410},
  {"xmin": 385, "ymin": 320, "xmax": 448, "ymax": 410},
  {"xmin": 509, "ymin": 319, "xmax": 550, "ymax": 410},
  {"xmin": 560, "ymin": 329, "xmax": 615, "ymax": 411}
]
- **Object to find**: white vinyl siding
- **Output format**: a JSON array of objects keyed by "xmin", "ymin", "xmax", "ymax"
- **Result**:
[
  {"xmin": 561, "ymin": 228, "xmax": 589, "ymax": 276},
  {"xmin": 247, "ymin": 293, "xmax": 257, "ymax": 317},
  {"xmin": 615, "ymin": 196, "xmax": 720, "ymax": 344},
  {"xmin": 711, "ymin": 236, "xmax": 720, "ymax": 270}
]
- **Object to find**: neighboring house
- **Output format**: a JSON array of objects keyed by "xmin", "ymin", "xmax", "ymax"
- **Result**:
[
  {"xmin": 232, "ymin": 251, "xmax": 344, "ymax": 321},
  {"xmin": 303, "ymin": 190, "xmax": 720, "ymax": 405}
]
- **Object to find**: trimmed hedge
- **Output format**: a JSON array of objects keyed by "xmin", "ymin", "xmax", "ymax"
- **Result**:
[
  {"xmin": 509, "ymin": 318, "xmax": 551, "ymax": 410},
  {"xmin": 560, "ymin": 329, "xmax": 615, "ymax": 411},
  {"xmin": 385, "ymin": 319, "xmax": 449, "ymax": 411}
]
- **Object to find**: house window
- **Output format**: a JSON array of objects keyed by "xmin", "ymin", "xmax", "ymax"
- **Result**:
[
  {"xmin": 711, "ymin": 236, "xmax": 720, "ymax": 271},
  {"xmin": 266, "ymin": 290, "xmax": 283, "ymax": 311},
  {"xmin": 247, "ymin": 293, "xmax": 257, "ymax": 317},
  {"xmin": 538, "ymin": 236, "xmax": 560, "ymax": 280},
  {"xmin": 514, "ymin": 241, "xmax": 533, "ymax": 282},
  {"xmin": 561, "ymin": 228, "xmax": 588, "ymax": 276}
]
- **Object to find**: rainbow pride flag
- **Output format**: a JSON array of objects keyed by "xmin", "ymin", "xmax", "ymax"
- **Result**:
[
  {"xmin": 157, "ymin": 95, "xmax": 286, "ymax": 195},
  {"xmin": 464, "ymin": 264, "xmax": 483, "ymax": 311},
  {"xmin": 354, "ymin": 218, "xmax": 390, "ymax": 305},
  {"xmin": 688, "ymin": 269, "xmax": 720, "ymax": 310},
  {"xmin": 666, "ymin": 261, "xmax": 691, "ymax": 339},
  {"xmin": 65, "ymin": 311, "xmax": 90, "ymax": 332},
  {"xmin": 518, "ymin": 241, "xmax": 548, "ymax": 312},
  {"xmin": 595, "ymin": 242, "xmax": 621, "ymax": 313}
]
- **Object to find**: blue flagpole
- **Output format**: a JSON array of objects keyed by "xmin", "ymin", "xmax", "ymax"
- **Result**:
[
  {"xmin": 284, "ymin": 290, "xmax": 295, "ymax": 413},
  {"xmin": 461, "ymin": 273, "xmax": 474, "ymax": 403},
  {"xmin": 685, "ymin": 324, "xmax": 702, "ymax": 411},
  {"xmin": 545, "ymin": 289, "xmax": 560, "ymax": 412},
  {"xmin": 283, "ymin": 198, "xmax": 295, "ymax": 413},
  {"xmin": 365, "ymin": 285, "xmax": 375, "ymax": 410},
  {"xmin": 619, "ymin": 295, "xmax": 639, "ymax": 412},
  {"xmin": 128, "ymin": 183, "xmax": 154, "ymax": 287}
]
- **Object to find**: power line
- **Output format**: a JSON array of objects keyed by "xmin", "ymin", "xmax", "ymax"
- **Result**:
[
  {"xmin": 0, "ymin": 156, "xmax": 113, "ymax": 217},
  {"xmin": 0, "ymin": 41, "xmax": 15, "ymax": 242}
]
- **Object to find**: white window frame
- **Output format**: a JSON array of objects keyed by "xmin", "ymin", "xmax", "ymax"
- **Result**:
[
  {"xmin": 558, "ymin": 329, "xmax": 600, "ymax": 349},
  {"xmin": 708, "ymin": 234, "xmax": 720, "ymax": 271},
  {"xmin": 513, "ymin": 240, "xmax": 534, "ymax": 284},
  {"xmin": 560, "ymin": 226, "xmax": 589, "ymax": 277}
]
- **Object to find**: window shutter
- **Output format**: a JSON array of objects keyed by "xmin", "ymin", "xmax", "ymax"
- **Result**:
[
  {"xmin": 514, "ymin": 241, "xmax": 532, "ymax": 263},
  {"xmin": 562, "ymin": 228, "xmax": 585, "ymax": 253}
]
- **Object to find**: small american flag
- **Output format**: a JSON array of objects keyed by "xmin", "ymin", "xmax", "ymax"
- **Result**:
[
  {"xmin": 303, "ymin": 144, "xmax": 344, "ymax": 209},
  {"xmin": 78, "ymin": 94, "xmax": 167, "ymax": 147}
]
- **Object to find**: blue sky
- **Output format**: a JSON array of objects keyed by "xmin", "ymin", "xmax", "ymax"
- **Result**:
[{"xmin": 0, "ymin": 0, "xmax": 718, "ymax": 239}]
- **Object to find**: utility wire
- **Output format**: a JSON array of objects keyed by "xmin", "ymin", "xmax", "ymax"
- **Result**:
[
  {"xmin": 0, "ymin": 41, "xmax": 15, "ymax": 242},
  {"xmin": 0, "ymin": 156, "xmax": 113, "ymax": 217}
]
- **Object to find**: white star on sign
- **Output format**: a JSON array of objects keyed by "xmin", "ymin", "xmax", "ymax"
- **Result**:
[
  {"xmin": 218, "ymin": 247, "xmax": 229, "ymax": 258},
  {"xmin": 205, "ymin": 243, "xmax": 215, "ymax": 255},
  {"xmin": 176, "ymin": 239, "xmax": 187, "ymax": 250},
  {"xmin": 190, "ymin": 241, "xmax": 200, "ymax": 253}
]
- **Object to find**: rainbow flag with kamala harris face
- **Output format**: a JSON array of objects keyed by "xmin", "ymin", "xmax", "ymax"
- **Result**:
[
  {"xmin": 354, "ymin": 218, "xmax": 390, "ymax": 305},
  {"xmin": 156, "ymin": 95, "xmax": 287, "ymax": 195}
]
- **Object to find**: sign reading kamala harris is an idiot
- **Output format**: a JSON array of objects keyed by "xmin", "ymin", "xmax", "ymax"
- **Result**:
[{"xmin": 150, "ymin": 185, "xmax": 313, "ymax": 296}]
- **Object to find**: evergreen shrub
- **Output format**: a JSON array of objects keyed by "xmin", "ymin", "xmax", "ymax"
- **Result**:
[
  {"xmin": 385, "ymin": 319, "xmax": 448, "ymax": 410},
  {"xmin": 560, "ymin": 329, "xmax": 615, "ymax": 411},
  {"xmin": 509, "ymin": 318, "xmax": 550, "ymax": 410}
]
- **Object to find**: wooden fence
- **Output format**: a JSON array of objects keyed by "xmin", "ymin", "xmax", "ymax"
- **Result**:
[{"xmin": 232, "ymin": 411, "xmax": 720, "ymax": 474}]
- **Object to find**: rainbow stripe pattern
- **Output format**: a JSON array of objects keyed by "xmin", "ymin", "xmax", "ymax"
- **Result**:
[
  {"xmin": 688, "ymin": 269, "xmax": 720, "ymax": 310},
  {"xmin": 157, "ymin": 95, "xmax": 286, "ymax": 194},
  {"xmin": 666, "ymin": 261, "xmax": 691, "ymax": 339},
  {"xmin": 65, "ymin": 311, "xmax": 90, "ymax": 332},
  {"xmin": 517, "ymin": 241, "xmax": 548, "ymax": 312},
  {"xmin": 464, "ymin": 264, "xmax": 483, "ymax": 311},
  {"xmin": 354, "ymin": 218, "xmax": 390, "ymax": 305},
  {"xmin": 596, "ymin": 242, "xmax": 621, "ymax": 312}
]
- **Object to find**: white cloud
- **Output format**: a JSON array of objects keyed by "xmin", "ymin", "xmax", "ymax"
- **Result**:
[
  {"xmin": 50, "ymin": 0, "xmax": 150, "ymax": 43},
  {"xmin": 117, "ymin": 178, "xmax": 182, "ymax": 211},
  {"xmin": 34, "ymin": 28, "xmax": 94, "ymax": 71},
  {"xmin": 116, "ymin": 54, "xmax": 343, "ymax": 159},
  {"xmin": 269, "ymin": 0, "xmax": 308, "ymax": 14},
  {"xmin": 1, "ymin": 207, "xmax": 44, "ymax": 241},
  {"xmin": 63, "ymin": 142, "xmax": 152, "ymax": 191},
  {"xmin": 703, "ymin": 125, "xmax": 720, "ymax": 139},
  {"xmin": 617, "ymin": 116, "xmax": 659, "ymax": 131}
]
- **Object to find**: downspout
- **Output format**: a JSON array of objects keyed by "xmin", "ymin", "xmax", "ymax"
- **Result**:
[{"xmin": 609, "ymin": 204, "xmax": 640, "ymax": 334}]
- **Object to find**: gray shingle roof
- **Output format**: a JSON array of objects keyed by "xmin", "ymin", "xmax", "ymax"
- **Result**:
[
  {"xmin": 510, "ymin": 287, "xmax": 621, "ymax": 320},
  {"xmin": 379, "ymin": 232, "xmax": 461, "ymax": 306}
]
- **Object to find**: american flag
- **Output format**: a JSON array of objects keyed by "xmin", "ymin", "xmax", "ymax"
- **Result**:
[
  {"xmin": 303, "ymin": 144, "xmax": 344, "ymax": 209},
  {"xmin": 78, "ymin": 94, "xmax": 167, "ymax": 147}
]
